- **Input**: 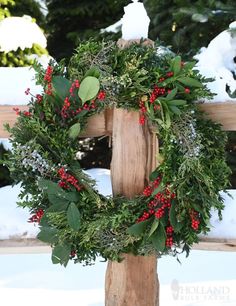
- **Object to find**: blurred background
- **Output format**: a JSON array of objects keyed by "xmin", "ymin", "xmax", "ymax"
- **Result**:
[{"xmin": 1, "ymin": 0, "xmax": 236, "ymax": 188}]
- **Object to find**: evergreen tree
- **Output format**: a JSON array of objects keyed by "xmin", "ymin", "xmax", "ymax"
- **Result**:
[
  {"xmin": 144, "ymin": 0, "xmax": 236, "ymax": 57},
  {"xmin": 45, "ymin": 0, "xmax": 129, "ymax": 60},
  {"xmin": 11, "ymin": 0, "xmax": 46, "ymax": 28}
]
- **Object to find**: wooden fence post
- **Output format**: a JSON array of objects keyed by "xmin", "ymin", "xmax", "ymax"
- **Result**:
[{"xmin": 105, "ymin": 109, "xmax": 159, "ymax": 306}]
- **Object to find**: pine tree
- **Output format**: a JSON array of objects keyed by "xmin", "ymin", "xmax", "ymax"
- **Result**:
[
  {"xmin": 144, "ymin": 0, "xmax": 236, "ymax": 57},
  {"xmin": 10, "ymin": 0, "xmax": 46, "ymax": 28},
  {"xmin": 45, "ymin": 0, "xmax": 129, "ymax": 60}
]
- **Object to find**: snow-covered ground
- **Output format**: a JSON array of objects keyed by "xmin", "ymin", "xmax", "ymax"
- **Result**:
[{"xmin": 0, "ymin": 251, "xmax": 235, "ymax": 306}]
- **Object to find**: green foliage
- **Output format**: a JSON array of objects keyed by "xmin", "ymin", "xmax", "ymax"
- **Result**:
[
  {"xmin": 0, "ymin": 0, "xmax": 47, "ymax": 67},
  {"xmin": 0, "ymin": 43, "xmax": 48, "ymax": 67},
  {"xmin": 45, "ymin": 0, "xmax": 129, "ymax": 60},
  {"xmin": 0, "ymin": 143, "xmax": 12, "ymax": 187},
  {"xmin": 0, "ymin": 0, "xmax": 14, "ymax": 21},
  {"xmin": 144, "ymin": 0, "xmax": 236, "ymax": 58},
  {"xmin": 67, "ymin": 203, "xmax": 81, "ymax": 231},
  {"xmin": 78, "ymin": 76, "xmax": 100, "ymax": 103},
  {"xmin": 10, "ymin": 0, "xmax": 46, "ymax": 28},
  {"xmin": 6, "ymin": 41, "xmax": 231, "ymax": 266}
]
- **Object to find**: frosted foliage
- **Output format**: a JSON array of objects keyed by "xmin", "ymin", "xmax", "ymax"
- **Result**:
[
  {"xmin": 195, "ymin": 21, "xmax": 236, "ymax": 102},
  {"xmin": 0, "ymin": 16, "xmax": 47, "ymax": 52}
]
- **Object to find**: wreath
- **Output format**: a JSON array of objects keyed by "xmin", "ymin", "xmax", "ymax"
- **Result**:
[{"xmin": 6, "ymin": 40, "xmax": 231, "ymax": 266}]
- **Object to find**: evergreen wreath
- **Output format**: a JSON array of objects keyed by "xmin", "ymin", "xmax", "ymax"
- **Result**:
[{"xmin": 6, "ymin": 40, "xmax": 231, "ymax": 266}]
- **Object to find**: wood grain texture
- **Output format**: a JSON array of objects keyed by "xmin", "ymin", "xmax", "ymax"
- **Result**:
[
  {"xmin": 0, "ymin": 238, "xmax": 50, "ymax": 254},
  {"xmin": 1, "ymin": 102, "xmax": 236, "ymax": 138},
  {"xmin": 193, "ymin": 238, "xmax": 236, "ymax": 252},
  {"xmin": 198, "ymin": 102, "xmax": 236, "ymax": 130},
  {"xmin": 106, "ymin": 109, "xmax": 159, "ymax": 306},
  {"xmin": 0, "ymin": 106, "xmax": 113, "ymax": 138},
  {"xmin": 105, "ymin": 254, "xmax": 159, "ymax": 306},
  {"xmin": 0, "ymin": 105, "xmax": 28, "ymax": 137}
]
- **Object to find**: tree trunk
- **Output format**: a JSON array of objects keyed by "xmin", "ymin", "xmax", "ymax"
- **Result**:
[{"xmin": 105, "ymin": 108, "xmax": 159, "ymax": 306}]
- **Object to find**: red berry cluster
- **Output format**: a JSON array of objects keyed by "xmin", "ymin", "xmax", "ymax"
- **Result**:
[
  {"xmin": 150, "ymin": 85, "xmax": 166, "ymax": 103},
  {"xmin": 138, "ymin": 177, "xmax": 176, "ymax": 223},
  {"xmin": 60, "ymin": 83, "xmax": 102, "ymax": 119},
  {"xmin": 138, "ymin": 99, "xmax": 147, "ymax": 125},
  {"xmin": 166, "ymin": 71, "xmax": 174, "ymax": 78},
  {"xmin": 58, "ymin": 167, "xmax": 82, "ymax": 192},
  {"xmin": 165, "ymin": 225, "xmax": 174, "ymax": 247},
  {"xmin": 61, "ymin": 97, "xmax": 71, "ymax": 118},
  {"xmin": 97, "ymin": 90, "xmax": 106, "ymax": 100},
  {"xmin": 23, "ymin": 110, "xmax": 31, "ymax": 117},
  {"xmin": 139, "ymin": 114, "xmax": 146, "ymax": 125},
  {"xmin": 70, "ymin": 250, "xmax": 77, "ymax": 258},
  {"xmin": 69, "ymin": 80, "xmax": 80, "ymax": 96},
  {"xmin": 13, "ymin": 107, "xmax": 20, "ymax": 115},
  {"xmin": 13, "ymin": 107, "xmax": 31, "ymax": 117},
  {"xmin": 28, "ymin": 209, "xmax": 44, "ymax": 223},
  {"xmin": 44, "ymin": 66, "xmax": 53, "ymax": 95},
  {"xmin": 190, "ymin": 209, "xmax": 200, "ymax": 230},
  {"xmin": 25, "ymin": 88, "xmax": 30, "ymax": 95},
  {"xmin": 136, "ymin": 211, "xmax": 150, "ymax": 223},
  {"xmin": 36, "ymin": 94, "xmax": 43, "ymax": 103}
]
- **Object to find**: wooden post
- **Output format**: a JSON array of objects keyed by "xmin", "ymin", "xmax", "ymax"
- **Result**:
[{"xmin": 105, "ymin": 109, "xmax": 159, "ymax": 306}]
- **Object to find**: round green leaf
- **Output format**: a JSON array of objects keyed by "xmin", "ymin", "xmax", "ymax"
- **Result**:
[
  {"xmin": 78, "ymin": 76, "xmax": 100, "ymax": 104},
  {"xmin": 69, "ymin": 122, "xmax": 81, "ymax": 140}
]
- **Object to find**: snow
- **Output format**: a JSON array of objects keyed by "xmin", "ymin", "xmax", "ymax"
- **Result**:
[
  {"xmin": 121, "ymin": 0, "xmax": 150, "ymax": 40},
  {"xmin": 102, "ymin": 0, "xmax": 150, "ymax": 40},
  {"xmin": 0, "ymin": 138, "xmax": 12, "ymax": 151},
  {"xmin": 206, "ymin": 190, "xmax": 236, "ymax": 239},
  {"xmin": 195, "ymin": 21, "xmax": 236, "ymax": 102},
  {"xmin": 0, "ymin": 16, "xmax": 47, "ymax": 52},
  {"xmin": 101, "ymin": 19, "xmax": 122, "ymax": 34},
  {"xmin": 0, "ymin": 67, "xmax": 43, "ymax": 105},
  {"xmin": 0, "ymin": 169, "xmax": 235, "ymax": 240},
  {"xmin": 0, "ymin": 251, "xmax": 236, "ymax": 306},
  {"xmin": 0, "ymin": 184, "xmax": 39, "ymax": 240}
]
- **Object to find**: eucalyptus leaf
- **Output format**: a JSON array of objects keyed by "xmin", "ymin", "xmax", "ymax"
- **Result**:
[
  {"xmin": 78, "ymin": 76, "xmax": 100, "ymax": 103},
  {"xmin": 48, "ymin": 193, "xmax": 70, "ymax": 206},
  {"xmin": 46, "ymin": 201, "xmax": 69, "ymax": 212},
  {"xmin": 151, "ymin": 183, "xmax": 164, "ymax": 196},
  {"xmin": 166, "ymin": 88, "xmax": 178, "ymax": 100},
  {"xmin": 127, "ymin": 218, "xmax": 152, "ymax": 237},
  {"xmin": 38, "ymin": 179, "xmax": 66, "ymax": 197},
  {"xmin": 169, "ymin": 200, "xmax": 183, "ymax": 232},
  {"xmin": 51, "ymin": 243, "xmax": 71, "ymax": 266},
  {"xmin": 84, "ymin": 67, "xmax": 100, "ymax": 78},
  {"xmin": 67, "ymin": 202, "xmax": 81, "ymax": 231},
  {"xmin": 149, "ymin": 169, "xmax": 159, "ymax": 181},
  {"xmin": 166, "ymin": 99, "xmax": 187, "ymax": 106},
  {"xmin": 69, "ymin": 122, "xmax": 81, "ymax": 140},
  {"xmin": 52, "ymin": 76, "xmax": 72, "ymax": 101},
  {"xmin": 150, "ymin": 223, "xmax": 166, "ymax": 252},
  {"xmin": 169, "ymin": 105, "xmax": 181, "ymax": 115},
  {"xmin": 178, "ymin": 77, "xmax": 202, "ymax": 88},
  {"xmin": 172, "ymin": 56, "xmax": 182, "ymax": 76},
  {"xmin": 37, "ymin": 227, "xmax": 58, "ymax": 244},
  {"xmin": 148, "ymin": 219, "xmax": 159, "ymax": 237}
]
